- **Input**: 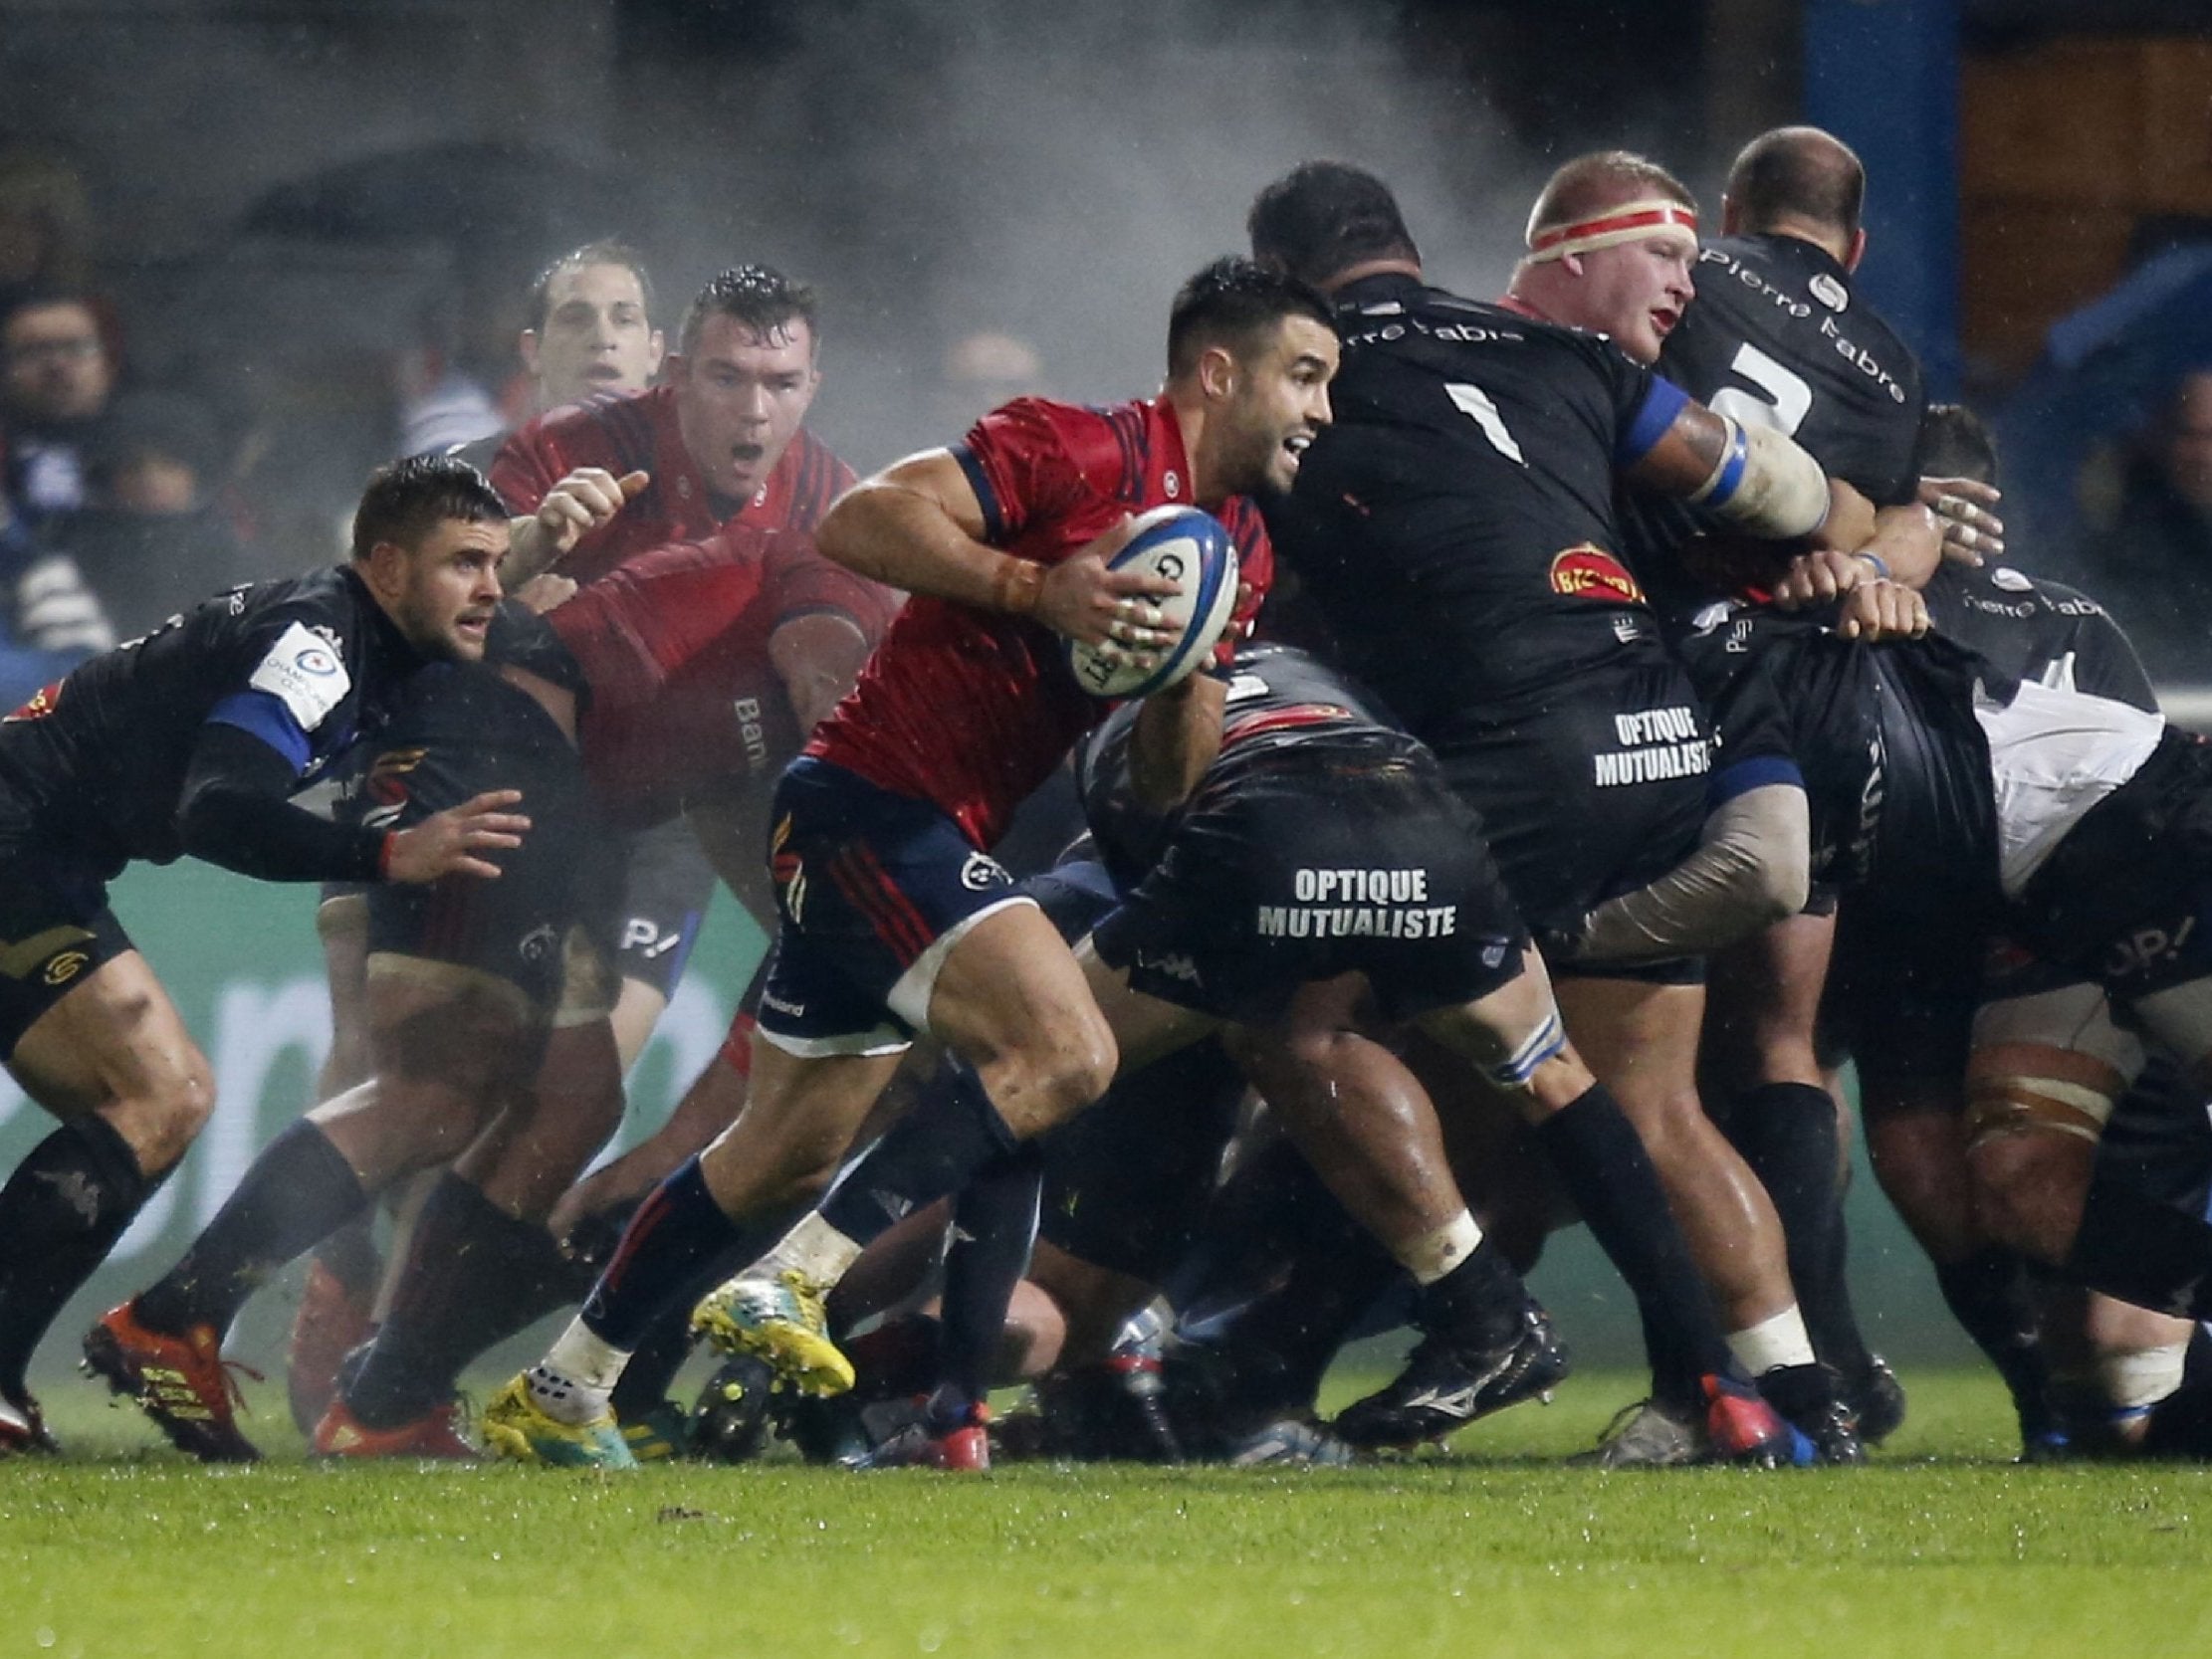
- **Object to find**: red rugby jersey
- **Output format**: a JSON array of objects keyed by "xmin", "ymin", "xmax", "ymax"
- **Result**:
[
  {"xmin": 551, "ymin": 527, "xmax": 898, "ymax": 829},
  {"xmin": 807, "ymin": 394, "xmax": 1272, "ymax": 850},
  {"xmin": 492, "ymin": 385, "xmax": 855, "ymax": 586}
]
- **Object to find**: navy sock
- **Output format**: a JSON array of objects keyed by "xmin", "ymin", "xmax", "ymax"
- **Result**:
[
  {"xmin": 1726, "ymin": 1082, "xmax": 1873, "ymax": 1378},
  {"xmin": 935, "ymin": 1144, "xmax": 1043, "ymax": 1412},
  {"xmin": 1932, "ymin": 1246, "xmax": 2050, "ymax": 1428},
  {"xmin": 608, "ymin": 1301, "xmax": 699, "ymax": 1421},
  {"xmin": 580, "ymin": 1158, "xmax": 798, "ymax": 1353},
  {"xmin": 1535, "ymin": 1083, "xmax": 1737, "ymax": 1383},
  {"xmin": 1415, "ymin": 1238, "xmax": 1528, "ymax": 1354},
  {"xmin": 345, "ymin": 1173, "xmax": 588, "ymax": 1429},
  {"xmin": 135, "ymin": 1120, "xmax": 366, "ymax": 1339},
  {"xmin": 0, "ymin": 1115, "xmax": 154, "ymax": 1396},
  {"xmin": 819, "ymin": 1055, "xmax": 1020, "ymax": 1249}
]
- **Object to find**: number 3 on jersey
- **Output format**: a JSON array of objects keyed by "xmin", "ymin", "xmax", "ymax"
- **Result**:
[
  {"xmin": 1709, "ymin": 342, "xmax": 1812, "ymax": 437},
  {"xmin": 1444, "ymin": 382, "xmax": 1526, "ymax": 465}
]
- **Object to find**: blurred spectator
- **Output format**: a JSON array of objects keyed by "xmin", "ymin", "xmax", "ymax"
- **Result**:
[
  {"xmin": 0, "ymin": 142, "xmax": 96, "ymax": 294},
  {"xmin": 36, "ymin": 388, "xmax": 248, "ymax": 639},
  {"xmin": 2070, "ymin": 366, "xmax": 2212, "ymax": 683},
  {"xmin": 1, "ymin": 290, "xmax": 114, "ymax": 525},
  {"xmin": 0, "ymin": 488, "xmax": 111, "ymax": 709},
  {"xmin": 392, "ymin": 290, "xmax": 503, "ymax": 459},
  {"xmin": 928, "ymin": 328, "xmax": 1048, "ymax": 433}
]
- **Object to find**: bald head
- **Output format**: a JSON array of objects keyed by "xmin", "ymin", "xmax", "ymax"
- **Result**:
[{"xmin": 1723, "ymin": 126, "xmax": 1866, "ymax": 261}]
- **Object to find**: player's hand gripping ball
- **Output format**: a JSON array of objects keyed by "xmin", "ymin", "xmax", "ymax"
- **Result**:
[{"xmin": 1066, "ymin": 506, "xmax": 1239, "ymax": 700}]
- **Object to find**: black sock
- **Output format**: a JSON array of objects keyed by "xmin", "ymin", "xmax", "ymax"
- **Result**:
[
  {"xmin": 0, "ymin": 1116, "xmax": 153, "ymax": 1396},
  {"xmin": 934, "ymin": 1144, "xmax": 1043, "ymax": 1414},
  {"xmin": 2069, "ymin": 1178, "xmax": 2212, "ymax": 1320},
  {"xmin": 134, "ymin": 1120, "xmax": 366, "ymax": 1339},
  {"xmin": 608, "ymin": 1302, "xmax": 699, "ymax": 1422},
  {"xmin": 1534, "ymin": 1083, "xmax": 1737, "ymax": 1384},
  {"xmin": 818, "ymin": 1056, "xmax": 1019, "ymax": 1249},
  {"xmin": 343, "ymin": 1174, "xmax": 589, "ymax": 1429},
  {"xmin": 1416, "ymin": 1237, "xmax": 1527, "ymax": 1353},
  {"xmin": 1725, "ymin": 1082, "xmax": 1874, "ymax": 1378},
  {"xmin": 580, "ymin": 1158, "xmax": 799, "ymax": 1352},
  {"xmin": 1931, "ymin": 1246, "xmax": 2050, "ymax": 1427},
  {"xmin": 1211, "ymin": 1206, "xmax": 1398, "ymax": 1418}
]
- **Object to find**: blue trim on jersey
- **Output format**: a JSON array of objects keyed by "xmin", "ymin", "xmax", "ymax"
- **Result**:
[
  {"xmin": 951, "ymin": 444, "xmax": 1005, "ymax": 543},
  {"xmin": 1703, "ymin": 422, "xmax": 1751, "ymax": 509},
  {"xmin": 207, "ymin": 690, "xmax": 312, "ymax": 773},
  {"xmin": 1616, "ymin": 375, "xmax": 1690, "ymax": 468},
  {"xmin": 1709, "ymin": 753, "xmax": 1804, "ymax": 806}
]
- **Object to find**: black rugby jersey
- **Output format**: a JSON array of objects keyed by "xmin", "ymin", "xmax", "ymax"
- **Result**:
[
  {"xmin": 1076, "ymin": 643, "xmax": 1417, "ymax": 889},
  {"xmin": 1922, "ymin": 562, "xmax": 2154, "ymax": 713},
  {"xmin": 1626, "ymin": 233, "xmax": 1924, "ymax": 611},
  {"xmin": 1263, "ymin": 273, "xmax": 1687, "ymax": 748},
  {"xmin": 0, "ymin": 565, "xmax": 427, "ymax": 876}
]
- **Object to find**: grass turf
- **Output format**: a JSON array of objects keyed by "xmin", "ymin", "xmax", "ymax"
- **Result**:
[{"xmin": 7, "ymin": 1369, "xmax": 2212, "ymax": 1658}]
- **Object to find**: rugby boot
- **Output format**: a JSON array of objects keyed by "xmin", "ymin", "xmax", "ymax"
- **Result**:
[
  {"xmin": 1758, "ymin": 1362, "xmax": 1866, "ymax": 1465},
  {"xmin": 692, "ymin": 1269, "xmax": 855, "ymax": 1398},
  {"xmin": 313, "ymin": 1395, "xmax": 476, "ymax": 1460},
  {"xmin": 1699, "ymin": 1371, "xmax": 1816, "ymax": 1467},
  {"xmin": 1567, "ymin": 1397, "xmax": 1703, "ymax": 1469},
  {"xmin": 1218, "ymin": 1416, "xmax": 1357, "ymax": 1468},
  {"xmin": 83, "ymin": 1301, "xmax": 260, "ymax": 1463},
  {"xmin": 0, "ymin": 1390, "xmax": 59, "ymax": 1456},
  {"xmin": 1333, "ymin": 1303, "xmax": 1571, "ymax": 1449},
  {"xmin": 287, "ymin": 1256, "xmax": 378, "ymax": 1436},
  {"xmin": 480, "ymin": 1375, "xmax": 636, "ymax": 1470},
  {"xmin": 848, "ymin": 1397, "xmax": 992, "ymax": 1472},
  {"xmin": 619, "ymin": 1401, "xmax": 697, "ymax": 1465},
  {"xmin": 687, "ymin": 1354, "xmax": 777, "ymax": 1464},
  {"xmin": 1840, "ymin": 1354, "xmax": 1907, "ymax": 1446},
  {"xmin": 1035, "ymin": 1350, "xmax": 1183, "ymax": 1463}
]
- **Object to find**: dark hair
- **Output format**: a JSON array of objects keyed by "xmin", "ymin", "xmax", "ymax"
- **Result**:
[
  {"xmin": 1526, "ymin": 150, "xmax": 1696, "ymax": 247},
  {"xmin": 679, "ymin": 264, "xmax": 818, "ymax": 357},
  {"xmin": 525, "ymin": 240, "xmax": 657, "ymax": 333},
  {"xmin": 1166, "ymin": 257, "xmax": 1334, "ymax": 379},
  {"xmin": 1725, "ymin": 127, "xmax": 1865, "ymax": 243},
  {"xmin": 350, "ymin": 453, "xmax": 508, "ymax": 561},
  {"xmin": 1919, "ymin": 403, "xmax": 1997, "ymax": 486},
  {"xmin": 1247, "ymin": 161, "xmax": 1420, "ymax": 290}
]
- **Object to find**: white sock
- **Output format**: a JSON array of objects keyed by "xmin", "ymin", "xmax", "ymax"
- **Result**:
[
  {"xmin": 527, "ymin": 1319, "xmax": 631, "ymax": 1424},
  {"xmin": 1726, "ymin": 1305, "xmax": 1817, "ymax": 1375},
  {"xmin": 2101, "ymin": 1344, "xmax": 2188, "ymax": 1414},
  {"xmin": 1402, "ymin": 1211, "xmax": 1484, "ymax": 1286},
  {"xmin": 761, "ymin": 1211, "xmax": 864, "ymax": 1287}
]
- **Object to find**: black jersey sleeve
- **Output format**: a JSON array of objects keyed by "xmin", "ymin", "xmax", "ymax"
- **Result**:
[{"xmin": 177, "ymin": 722, "xmax": 389, "ymax": 883}]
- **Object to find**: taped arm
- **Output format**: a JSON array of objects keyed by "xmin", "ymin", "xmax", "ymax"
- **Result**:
[
  {"xmin": 1559, "ymin": 780, "xmax": 1811, "ymax": 965},
  {"xmin": 177, "ymin": 705, "xmax": 388, "ymax": 883},
  {"xmin": 1626, "ymin": 390, "xmax": 1832, "ymax": 542}
]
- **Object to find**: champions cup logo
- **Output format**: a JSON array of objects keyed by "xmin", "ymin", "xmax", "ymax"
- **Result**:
[
  {"xmin": 1548, "ymin": 545, "xmax": 1646, "ymax": 605},
  {"xmin": 5, "ymin": 682, "xmax": 62, "ymax": 723}
]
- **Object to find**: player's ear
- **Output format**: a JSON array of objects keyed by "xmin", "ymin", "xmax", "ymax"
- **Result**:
[
  {"xmin": 1845, "ymin": 228, "xmax": 1867, "ymax": 273},
  {"xmin": 518, "ymin": 330, "xmax": 542, "ymax": 377},
  {"xmin": 1198, "ymin": 343, "xmax": 1237, "ymax": 403},
  {"xmin": 357, "ymin": 539, "xmax": 411, "ymax": 603},
  {"xmin": 645, "ymin": 328, "xmax": 667, "ymax": 379}
]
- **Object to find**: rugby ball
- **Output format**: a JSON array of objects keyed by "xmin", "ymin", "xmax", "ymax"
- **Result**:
[{"xmin": 1066, "ymin": 506, "xmax": 1240, "ymax": 700}]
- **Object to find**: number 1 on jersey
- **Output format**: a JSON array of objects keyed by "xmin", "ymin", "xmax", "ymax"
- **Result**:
[{"xmin": 1445, "ymin": 382, "xmax": 1526, "ymax": 466}]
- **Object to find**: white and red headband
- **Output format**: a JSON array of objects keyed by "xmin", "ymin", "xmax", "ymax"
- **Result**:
[{"xmin": 1524, "ymin": 197, "xmax": 1698, "ymax": 264}]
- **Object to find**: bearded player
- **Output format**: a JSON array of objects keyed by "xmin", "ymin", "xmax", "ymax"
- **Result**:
[{"xmin": 482, "ymin": 256, "xmax": 1332, "ymax": 1465}]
